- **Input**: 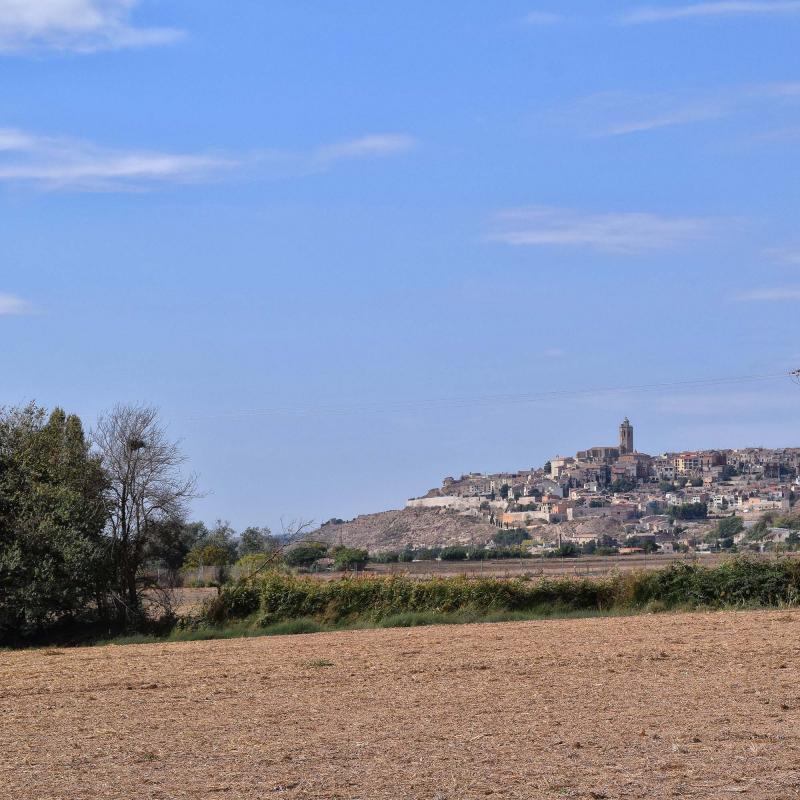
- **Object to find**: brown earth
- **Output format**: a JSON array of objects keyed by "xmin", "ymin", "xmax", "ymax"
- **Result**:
[
  {"xmin": 3, "ymin": 610, "xmax": 800, "ymax": 799},
  {"xmin": 313, "ymin": 507, "xmax": 498, "ymax": 552}
]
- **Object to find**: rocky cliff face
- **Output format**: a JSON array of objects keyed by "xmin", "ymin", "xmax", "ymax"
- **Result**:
[{"xmin": 311, "ymin": 507, "xmax": 498, "ymax": 553}]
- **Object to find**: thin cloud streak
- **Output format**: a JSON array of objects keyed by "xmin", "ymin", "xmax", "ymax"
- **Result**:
[
  {"xmin": 0, "ymin": 292, "xmax": 31, "ymax": 315},
  {"xmin": 0, "ymin": 127, "xmax": 418, "ymax": 191},
  {"xmin": 488, "ymin": 207, "xmax": 711, "ymax": 253},
  {"xmin": 0, "ymin": 0, "xmax": 184, "ymax": 53},
  {"xmin": 556, "ymin": 83, "xmax": 800, "ymax": 138},
  {"xmin": 606, "ymin": 105, "xmax": 728, "ymax": 134},
  {"xmin": 622, "ymin": 1, "xmax": 800, "ymax": 24},
  {"xmin": 312, "ymin": 134, "xmax": 417, "ymax": 166},
  {"xmin": 0, "ymin": 127, "xmax": 237, "ymax": 190},
  {"xmin": 765, "ymin": 247, "xmax": 800, "ymax": 264}
]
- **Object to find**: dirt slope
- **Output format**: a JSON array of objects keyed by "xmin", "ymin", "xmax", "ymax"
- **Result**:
[
  {"xmin": 312, "ymin": 506, "xmax": 498, "ymax": 552},
  {"xmin": 3, "ymin": 610, "xmax": 800, "ymax": 799}
]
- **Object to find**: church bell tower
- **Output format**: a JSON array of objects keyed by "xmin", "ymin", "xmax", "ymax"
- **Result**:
[{"xmin": 619, "ymin": 417, "xmax": 634, "ymax": 455}]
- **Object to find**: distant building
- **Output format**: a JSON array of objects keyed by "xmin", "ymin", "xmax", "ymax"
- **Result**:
[{"xmin": 619, "ymin": 417, "xmax": 634, "ymax": 455}]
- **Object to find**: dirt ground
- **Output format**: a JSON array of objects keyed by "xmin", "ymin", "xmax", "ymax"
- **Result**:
[
  {"xmin": 366, "ymin": 551, "xmax": 740, "ymax": 579},
  {"xmin": 2, "ymin": 610, "xmax": 800, "ymax": 800}
]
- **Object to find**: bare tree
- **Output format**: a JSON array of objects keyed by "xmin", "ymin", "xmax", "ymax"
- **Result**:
[{"xmin": 92, "ymin": 404, "xmax": 197, "ymax": 620}]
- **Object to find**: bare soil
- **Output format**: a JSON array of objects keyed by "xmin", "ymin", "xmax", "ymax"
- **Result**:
[
  {"xmin": 366, "ymin": 551, "xmax": 732, "ymax": 579},
  {"xmin": 2, "ymin": 610, "xmax": 800, "ymax": 799}
]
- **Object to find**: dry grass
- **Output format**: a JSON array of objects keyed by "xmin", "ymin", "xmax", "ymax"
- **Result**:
[
  {"xmin": 367, "ymin": 551, "xmax": 800, "ymax": 580},
  {"xmin": 2, "ymin": 610, "xmax": 800, "ymax": 799}
]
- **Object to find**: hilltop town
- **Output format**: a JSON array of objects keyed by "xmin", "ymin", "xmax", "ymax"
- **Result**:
[{"xmin": 315, "ymin": 419, "xmax": 800, "ymax": 555}]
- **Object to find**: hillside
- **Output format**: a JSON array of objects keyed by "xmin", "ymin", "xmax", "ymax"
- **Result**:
[{"xmin": 311, "ymin": 507, "xmax": 498, "ymax": 552}]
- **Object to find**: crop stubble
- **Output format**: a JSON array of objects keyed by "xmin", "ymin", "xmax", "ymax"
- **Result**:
[{"xmin": 2, "ymin": 610, "xmax": 799, "ymax": 799}]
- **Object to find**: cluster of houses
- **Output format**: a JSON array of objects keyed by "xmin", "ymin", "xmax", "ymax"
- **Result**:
[{"xmin": 407, "ymin": 419, "xmax": 799, "ymax": 552}]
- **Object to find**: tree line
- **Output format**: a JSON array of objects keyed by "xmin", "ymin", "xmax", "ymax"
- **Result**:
[{"xmin": 0, "ymin": 402, "xmax": 251, "ymax": 643}]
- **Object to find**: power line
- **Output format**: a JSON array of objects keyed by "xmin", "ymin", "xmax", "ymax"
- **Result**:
[{"xmin": 183, "ymin": 370, "xmax": 794, "ymax": 422}]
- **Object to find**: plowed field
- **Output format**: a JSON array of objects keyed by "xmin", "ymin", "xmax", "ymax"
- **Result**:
[{"xmin": 3, "ymin": 610, "xmax": 800, "ymax": 799}]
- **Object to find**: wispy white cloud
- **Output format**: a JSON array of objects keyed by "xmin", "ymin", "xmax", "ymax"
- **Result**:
[
  {"xmin": 732, "ymin": 286, "xmax": 800, "ymax": 301},
  {"xmin": 0, "ymin": 127, "xmax": 237, "ymax": 190},
  {"xmin": 0, "ymin": 292, "xmax": 31, "ymax": 315},
  {"xmin": 523, "ymin": 11, "xmax": 563, "ymax": 24},
  {"xmin": 542, "ymin": 347, "xmax": 566, "ymax": 358},
  {"xmin": 487, "ymin": 207, "xmax": 710, "ymax": 253},
  {"xmin": 765, "ymin": 246, "xmax": 800, "ymax": 264},
  {"xmin": 312, "ymin": 134, "xmax": 417, "ymax": 167},
  {"xmin": 555, "ymin": 83, "xmax": 800, "ymax": 138},
  {"xmin": 605, "ymin": 104, "xmax": 728, "ymax": 135},
  {"xmin": 0, "ymin": 0, "xmax": 184, "ymax": 53},
  {"xmin": 622, "ymin": 1, "xmax": 800, "ymax": 24},
  {"xmin": 0, "ymin": 127, "xmax": 418, "ymax": 191}
]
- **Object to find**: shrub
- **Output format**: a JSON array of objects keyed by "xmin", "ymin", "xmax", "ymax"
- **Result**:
[
  {"xmin": 184, "ymin": 544, "xmax": 231, "ymax": 569},
  {"xmin": 236, "ymin": 553, "xmax": 277, "ymax": 576},
  {"xmin": 670, "ymin": 502, "xmax": 708, "ymax": 521},
  {"xmin": 196, "ymin": 558, "xmax": 800, "ymax": 629},
  {"xmin": 372, "ymin": 551, "xmax": 400, "ymax": 563},
  {"xmin": 201, "ymin": 582, "xmax": 261, "ymax": 624},
  {"xmin": 717, "ymin": 516, "xmax": 744, "ymax": 538},
  {"xmin": 439, "ymin": 546, "xmax": 468, "ymax": 561},
  {"xmin": 284, "ymin": 542, "xmax": 328, "ymax": 567},
  {"xmin": 331, "ymin": 547, "xmax": 369, "ymax": 570}
]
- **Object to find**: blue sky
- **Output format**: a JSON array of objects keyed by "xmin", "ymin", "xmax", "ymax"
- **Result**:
[{"xmin": 2, "ymin": 1, "xmax": 800, "ymax": 531}]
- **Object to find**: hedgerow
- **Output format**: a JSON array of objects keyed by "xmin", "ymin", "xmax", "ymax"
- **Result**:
[{"xmin": 200, "ymin": 558, "xmax": 800, "ymax": 627}]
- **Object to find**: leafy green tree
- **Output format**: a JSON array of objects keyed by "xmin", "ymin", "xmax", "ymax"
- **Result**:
[
  {"xmin": 0, "ymin": 405, "xmax": 110, "ymax": 642},
  {"xmin": 184, "ymin": 544, "xmax": 231, "ymax": 568},
  {"xmin": 145, "ymin": 519, "xmax": 206, "ymax": 575},
  {"xmin": 239, "ymin": 525, "xmax": 275, "ymax": 556},
  {"xmin": 547, "ymin": 542, "xmax": 579, "ymax": 558},
  {"xmin": 332, "ymin": 547, "xmax": 369, "ymax": 570},
  {"xmin": 492, "ymin": 529, "xmax": 528, "ymax": 546},
  {"xmin": 746, "ymin": 518, "xmax": 769, "ymax": 542},
  {"xmin": 718, "ymin": 536, "xmax": 735, "ymax": 550},
  {"xmin": 625, "ymin": 536, "xmax": 659, "ymax": 553},
  {"xmin": 439, "ymin": 545, "xmax": 468, "ymax": 560},
  {"xmin": 716, "ymin": 516, "xmax": 744, "ymax": 539},
  {"xmin": 371, "ymin": 551, "xmax": 400, "ymax": 563},
  {"xmin": 199, "ymin": 519, "xmax": 239, "ymax": 562},
  {"xmin": 284, "ymin": 542, "xmax": 328, "ymax": 567},
  {"xmin": 669, "ymin": 502, "xmax": 707, "ymax": 521}
]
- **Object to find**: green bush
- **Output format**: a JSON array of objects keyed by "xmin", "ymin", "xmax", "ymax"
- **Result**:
[
  {"xmin": 631, "ymin": 559, "xmax": 800, "ymax": 608},
  {"xmin": 439, "ymin": 546, "xmax": 468, "ymax": 561},
  {"xmin": 184, "ymin": 544, "xmax": 231, "ymax": 568},
  {"xmin": 197, "ymin": 558, "xmax": 800, "ymax": 629},
  {"xmin": 202, "ymin": 582, "xmax": 261, "ymax": 624},
  {"xmin": 331, "ymin": 547, "xmax": 369, "ymax": 570},
  {"xmin": 284, "ymin": 542, "xmax": 328, "ymax": 567}
]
